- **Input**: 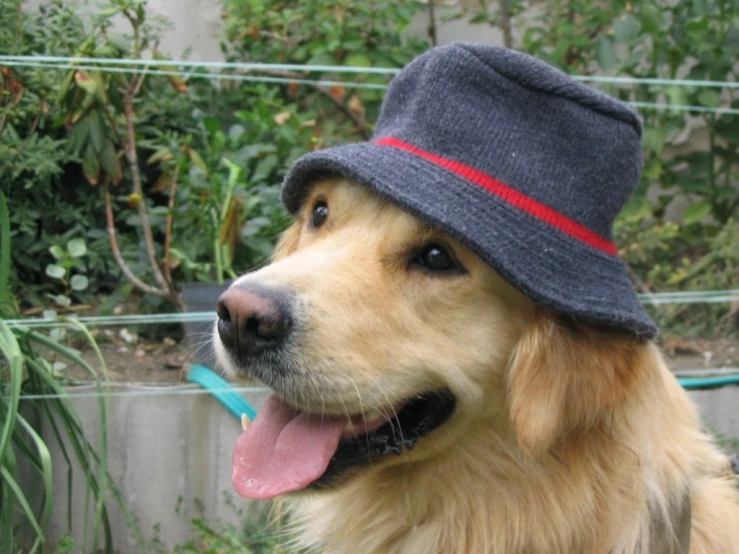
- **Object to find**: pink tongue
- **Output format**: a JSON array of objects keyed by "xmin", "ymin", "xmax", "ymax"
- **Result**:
[{"xmin": 232, "ymin": 394, "xmax": 344, "ymax": 499}]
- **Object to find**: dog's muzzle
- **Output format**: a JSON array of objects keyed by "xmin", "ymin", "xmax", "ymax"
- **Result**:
[{"xmin": 216, "ymin": 283, "xmax": 293, "ymax": 361}]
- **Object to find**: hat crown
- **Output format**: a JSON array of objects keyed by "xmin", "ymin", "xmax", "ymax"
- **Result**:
[
  {"xmin": 372, "ymin": 42, "xmax": 643, "ymax": 241},
  {"xmin": 280, "ymin": 43, "xmax": 657, "ymax": 337}
]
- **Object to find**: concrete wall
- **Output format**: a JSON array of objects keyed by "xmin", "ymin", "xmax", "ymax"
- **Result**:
[
  {"xmin": 27, "ymin": 384, "xmax": 270, "ymax": 553},
  {"xmin": 25, "ymin": 382, "xmax": 739, "ymax": 553}
]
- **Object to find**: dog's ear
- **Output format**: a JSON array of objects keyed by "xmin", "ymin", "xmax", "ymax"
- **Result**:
[
  {"xmin": 506, "ymin": 308, "xmax": 646, "ymax": 456},
  {"xmin": 271, "ymin": 221, "xmax": 302, "ymax": 261}
]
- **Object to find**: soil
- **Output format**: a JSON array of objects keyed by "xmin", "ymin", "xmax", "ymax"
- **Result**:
[
  {"xmin": 65, "ymin": 330, "xmax": 739, "ymax": 385},
  {"xmin": 70, "ymin": 330, "xmax": 200, "ymax": 384}
]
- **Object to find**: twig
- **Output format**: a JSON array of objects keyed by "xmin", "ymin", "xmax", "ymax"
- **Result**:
[
  {"xmin": 163, "ymin": 165, "xmax": 179, "ymax": 288},
  {"xmin": 122, "ymin": 90, "xmax": 170, "ymax": 292},
  {"xmin": 626, "ymin": 264, "xmax": 653, "ymax": 296},
  {"xmin": 498, "ymin": 0, "xmax": 513, "ymax": 48},
  {"xmin": 428, "ymin": 1, "xmax": 438, "ymax": 47},
  {"xmin": 0, "ymin": 101, "xmax": 11, "ymax": 136},
  {"xmin": 102, "ymin": 105, "xmax": 125, "ymax": 147},
  {"xmin": 315, "ymin": 86, "xmax": 372, "ymax": 140},
  {"xmin": 103, "ymin": 179, "xmax": 167, "ymax": 298}
]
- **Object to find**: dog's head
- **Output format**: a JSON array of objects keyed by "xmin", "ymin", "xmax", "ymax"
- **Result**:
[{"xmin": 215, "ymin": 179, "xmax": 647, "ymax": 499}]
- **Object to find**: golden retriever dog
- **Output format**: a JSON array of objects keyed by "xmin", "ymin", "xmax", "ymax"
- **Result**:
[{"xmin": 214, "ymin": 179, "xmax": 739, "ymax": 554}]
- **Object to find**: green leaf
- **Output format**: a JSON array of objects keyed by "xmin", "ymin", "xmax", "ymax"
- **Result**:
[
  {"xmin": 49, "ymin": 245, "xmax": 65, "ymax": 260},
  {"xmin": 88, "ymin": 111, "xmax": 105, "ymax": 153},
  {"xmin": 642, "ymin": 128, "xmax": 666, "ymax": 153},
  {"xmin": 612, "ymin": 15, "xmax": 641, "ymax": 44},
  {"xmin": 74, "ymin": 70, "xmax": 99, "ymax": 98},
  {"xmin": 344, "ymin": 53, "xmax": 372, "ymax": 67},
  {"xmin": 67, "ymin": 238, "xmax": 87, "ymax": 258},
  {"xmin": 595, "ymin": 36, "xmax": 617, "ymax": 72},
  {"xmin": 714, "ymin": 121, "xmax": 739, "ymax": 145},
  {"xmin": 46, "ymin": 264, "xmax": 66, "ymax": 279},
  {"xmin": 188, "ymin": 148, "xmax": 208, "ymax": 176},
  {"xmin": 666, "ymin": 86, "xmax": 688, "ymax": 111},
  {"xmin": 306, "ymin": 52, "xmax": 338, "ymax": 66},
  {"xmin": 70, "ymin": 274, "xmax": 89, "ymax": 291},
  {"xmin": 697, "ymin": 89, "xmax": 720, "ymax": 107},
  {"xmin": 147, "ymin": 147, "xmax": 173, "ymax": 165},
  {"xmin": 682, "ymin": 199, "xmax": 712, "ymax": 225},
  {"xmin": 66, "ymin": 118, "xmax": 90, "ymax": 156},
  {"xmin": 0, "ymin": 192, "xmax": 11, "ymax": 316},
  {"xmin": 252, "ymin": 155, "xmax": 279, "ymax": 182},
  {"xmin": 82, "ymin": 143, "xmax": 100, "ymax": 185},
  {"xmin": 619, "ymin": 195, "xmax": 652, "ymax": 221},
  {"xmin": 51, "ymin": 294, "xmax": 71, "ymax": 307},
  {"xmin": 100, "ymin": 140, "xmax": 123, "ymax": 185},
  {"xmin": 683, "ymin": 16, "xmax": 708, "ymax": 37},
  {"xmin": 638, "ymin": 4, "xmax": 663, "ymax": 33},
  {"xmin": 55, "ymin": 69, "xmax": 77, "ymax": 104}
]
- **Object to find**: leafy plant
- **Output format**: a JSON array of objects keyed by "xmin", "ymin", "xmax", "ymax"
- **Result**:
[
  {"xmin": 0, "ymin": 190, "xmax": 144, "ymax": 553},
  {"xmin": 154, "ymin": 495, "xmax": 293, "ymax": 554},
  {"xmin": 45, "ymin": 238, "xmax": 90, "ymax": 309},
  {"xmin": 520, "ymin": 0, "xmax": 738, "ymax": 226},
  {"xmin": 616, "ymin": 213, "xmax": 739, "ymax": 337},
  {"xmin": 222, "ymin": 0, "xmax": 428, "ymax": 141},
  {"xmin": 0, "ymin": 0, "xmax": 112, "ymax": 307}
]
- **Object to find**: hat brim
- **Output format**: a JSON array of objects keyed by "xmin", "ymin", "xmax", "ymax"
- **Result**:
[{"xmin": 281, "ymin": 142, "xmax": 657, "ymax": 338}]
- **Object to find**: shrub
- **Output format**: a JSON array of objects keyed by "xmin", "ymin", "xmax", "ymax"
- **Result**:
[
  {"xmin": 0, "ymin": 190, "xmax": 144, "ymax": 553},
  {"xmin": 3, "ymin": 0, "xmax": 428, "ymax": 311}
]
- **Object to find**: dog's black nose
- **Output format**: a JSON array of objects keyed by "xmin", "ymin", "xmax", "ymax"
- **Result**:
[{"xmin": 216, "ymin": 284, "xmax": 291, "ymax": 357}]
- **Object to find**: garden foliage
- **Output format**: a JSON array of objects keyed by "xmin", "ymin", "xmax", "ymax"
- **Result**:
[{"xmin": 1, "ymin": 0, "xmax": 737, "ymax": 330}]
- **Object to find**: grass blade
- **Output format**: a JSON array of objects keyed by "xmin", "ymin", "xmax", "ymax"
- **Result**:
[
  {"xmin": 0, "ymin": 191, "xmax": 12, "ymax": 316},
  {"xmin": 0, "ymin": 321, "xmax": 23, "ymax": 469},
  {"xmin": 15, "ymin": 410, "xmax": 54, "ymax": 531}
]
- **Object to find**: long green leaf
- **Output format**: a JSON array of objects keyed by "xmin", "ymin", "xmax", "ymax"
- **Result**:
[
  {"xmin": 0, "ymin": 321, "xmax": 23, "ymax": 473},
  {"xmin": 15, "ymin": 411, "xmax": 54, "ymax": 531},
  {"xmin": 0, "ymin": 190, "xmax": 11, "ymax": 316},
  {"xmin": 0, "ymin": 464, "xmax": 44, "ymax": 543},
  {"xmin": 62, "ymin": 318, "xmax": 110, "ymax": 549},
  {"xmin": 23, "ymin": 344, "xmax": 113, "ymax": 553}
]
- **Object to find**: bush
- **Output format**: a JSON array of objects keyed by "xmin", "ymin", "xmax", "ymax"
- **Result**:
[
  {"xmin": 2, "ymin": 0, "xmax": 428, "ymax": 313},
  {"xmin": 0, "ymin": 190, "xmax": 144, "ymax": 553}
]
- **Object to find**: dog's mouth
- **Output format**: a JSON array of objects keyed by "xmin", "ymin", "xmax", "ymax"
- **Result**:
[{"xmin": 231, "ymin": 390, "xmax": 456, "ymax": 500}]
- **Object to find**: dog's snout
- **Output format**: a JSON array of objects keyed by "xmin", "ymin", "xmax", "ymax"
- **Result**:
[{"xmin": 216, "ymin": 285, "xmax": 291, "ymax": 357}]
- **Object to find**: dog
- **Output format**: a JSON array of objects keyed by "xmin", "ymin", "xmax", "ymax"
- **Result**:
[{"xmin": 214, "ymin": 178, "xmax": 739, "ymax": 554}]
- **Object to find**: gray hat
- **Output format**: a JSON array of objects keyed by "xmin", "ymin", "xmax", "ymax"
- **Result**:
[{"xmin": 281, "ymin": 42, "xmax": 657, "ymax": 338}]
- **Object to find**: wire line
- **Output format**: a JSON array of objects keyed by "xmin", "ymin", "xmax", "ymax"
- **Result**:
[
  {"xmin": 3, "ymin": 55, "xmax": 739, "ymax": 90},
  {"xmin": 4, "ymin": 59, "xmax": 737, "ymax": 113}
]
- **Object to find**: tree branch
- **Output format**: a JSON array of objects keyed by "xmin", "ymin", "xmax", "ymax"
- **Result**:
[
  {"xmin": 498, "ymin": 0, "xmax": 513, "ymax": 48},
  {"xmin": 315, "ymin": 86, "xmax": 372, "ymax": 140},
  {"xmin": 163, "ymin": 165, "xmax": 179, "ymax": 288},
  {"xmin": 428, "ymin": 1, "xmax": 438, "ymax": 47},
  {"xmin": 122, "ymin": 90, "xmax": 170, "ymax": 292},
  {"xmin": 626, "ymin": 263, "xmax": 653, "ymax": 295},
  {"xmin": 104, "ymin": 179, "xmax": 168, "ymax": 298}
]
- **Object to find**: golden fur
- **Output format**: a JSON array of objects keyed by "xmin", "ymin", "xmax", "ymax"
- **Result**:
[{"xmin": 219, "ymin": 179, "xmax": 739, "ymax": 553}]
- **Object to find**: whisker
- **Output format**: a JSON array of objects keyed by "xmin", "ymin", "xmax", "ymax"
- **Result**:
[
  {"xmin": 347, "ymin": 376, "xmax": 372, "ymax": 460},
  {"xmin": 373, "ymin": 381, "xmax": 413, "ymax": 467}
]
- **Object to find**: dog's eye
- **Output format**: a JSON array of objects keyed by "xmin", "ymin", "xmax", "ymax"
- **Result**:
[
  {"xmin": 415, "ymin": 244, "xmax": 458, "ymax": 273},
  {"xmin": 310, "ymin": 202, "xmax": 329, "ymax": 228}
]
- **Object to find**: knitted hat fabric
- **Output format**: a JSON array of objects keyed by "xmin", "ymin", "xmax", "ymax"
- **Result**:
[{"xmin": 281, "ymin": 42, "xmax": 657, "ymax": 338}]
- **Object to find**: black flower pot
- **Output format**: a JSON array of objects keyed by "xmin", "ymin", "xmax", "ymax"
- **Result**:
[{"xmin": 181, "ymin": 281, "xmax": 232, "ymax": 368}]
